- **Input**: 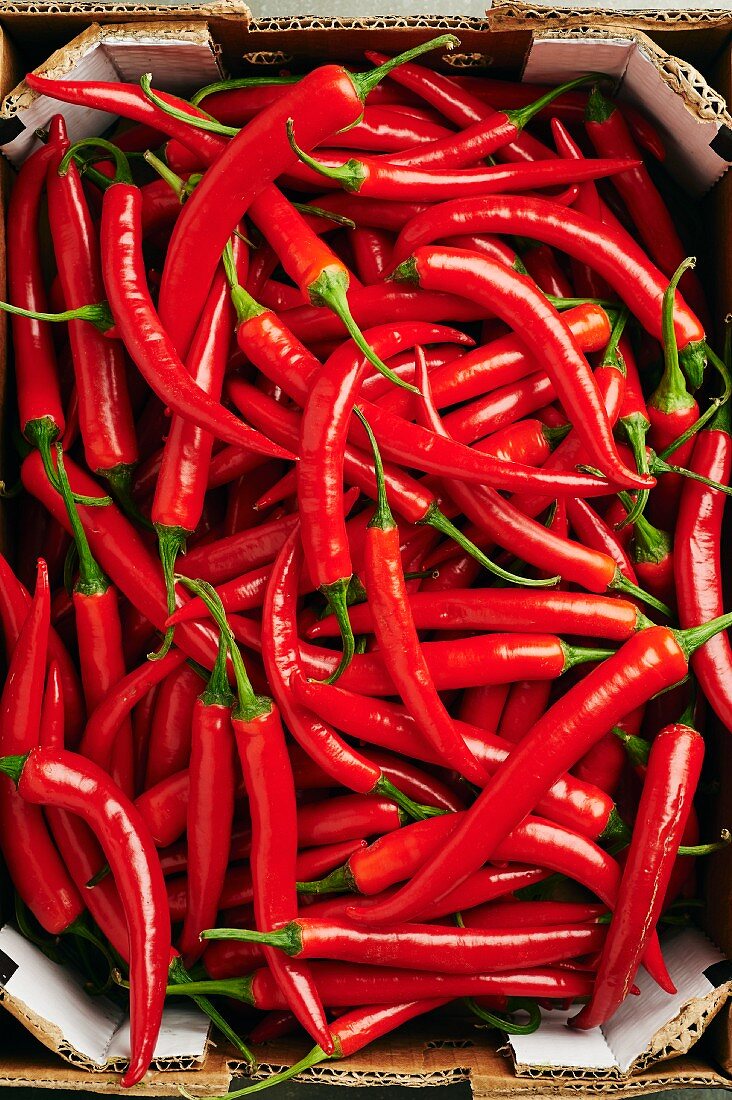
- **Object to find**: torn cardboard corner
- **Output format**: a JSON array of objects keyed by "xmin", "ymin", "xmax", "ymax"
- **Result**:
[
  {"xmin": 522, "ymin": 27, "xmax": 732, "ymax": 194},
  {"xmin": 487, "ymin": 1, "xmax": 732, "ymax": 29},
  {"xmin": 0, "ymin": 925, "xmax": 211, "ymax": 1077},
  {"xmin": 0, "ymin": 19, "xmax": 223, "ymax": 168}
]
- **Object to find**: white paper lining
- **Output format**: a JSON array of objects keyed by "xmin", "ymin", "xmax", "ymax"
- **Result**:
[
  {"xmin": 0, "ymin": 926, "xmax": 210, "ymax": 1068},
  {"xmin": 509, "ymin": 927, "xmax": 727, "ymax": 1073}
]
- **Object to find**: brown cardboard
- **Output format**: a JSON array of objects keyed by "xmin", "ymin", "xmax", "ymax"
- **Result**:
[{"xmin": 0, "ymin": 5, "xmax": 730, "ymax": 1093}]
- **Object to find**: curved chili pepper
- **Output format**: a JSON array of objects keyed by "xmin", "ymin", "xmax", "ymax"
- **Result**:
[
  {"xmin": 7, "ymin": 136, "xmax": 67, "ymax": 483},
  {"xmin": 81, "ymin": 650, "xmax": 186, "ymax": 775},
  {"xmin": 498, "ymin": 680, "xmax": 551, "ymax": 745},
  {"xmin": 573, "ymin": 723, "xmax": 704, "ymax": 1028},
  {"xmin": 458, "ymin": 684, "xmax": 509, "ymax": 731},
  {"xmin": 0, "ymin": 552, "xmax": 84, "ymax": 746},
  {"xmin": 352, "ymin": 227, "xmax": 394, "ymax": 284},
  {"xmin": 675, "ymin": 398, "xmax": 732, "ymax": 731},
  {"xmin": 144, "ymin": 663, "xmax": 202, "ymax": 791},
  {"xmin": 348, "ymin": 614, "xmax": 732, "ymax": 929},
  {"xmin": 290, "ymin": 675, "xmax": 621, "ymax": 842},
  {"xmin": 152, "ymin": 236, "xmax": 246, "ymax": 659},
  {"xmin": 175, "ymin": 961, "xmax": 593, "ymax": 1012},
  {"xmin": 287, "ymin": 125, "xmax": 639, "ymax": 200},
  {"xmin": 53, "ymin": 447, "xmax": 134, "ymax": 796},
  {"xmin": 397, "ymin": 247, "xmax": 650, "ymax": 489},
  {"xmin": 391, "ymin": 196, "xmax": 706, "ymax": 377},
  {"xmin": 466, "ymin": 900, "xmax": 605, "ymax": 929},
  {"xmin": 413, "ymin": 347, "xmax": 665, "ymax": 611},
  {"xmin": 46, "ymin": 119, "xmax": 139, "ymax": 505},
  {"xmin": 180, "ymin": 512, "xmax": 299, "ymax": 587},
  {"xmin": 176, "ymin": 577, "xmax": 332, "ymax": 1055},
  {"xmin": 0, "ymin": 560, "xmax": 84, "ymax": 933},
  {"xmin": 203, "ymin": 915, "xmax": 607, "ymax": 974},
  {"xmin": 585, "ymin": 86, "xmax": 708, "ymax": 332},
  {"xmin": 176, "ymin": 631, "xmax": 236, "ymax": 968},
  {"xmin": 357, "ymin": 413, "xmax": 488, "ymax": 785},
  {"xmin": 249, "ymin": 186, "xmax": 408, "ymax": 388},
  {"xmin": 0, "ymin": 748, "xmax": 170, "ymax": 1087},
  {"xmin": 377, "ymin": 302, "xmax": 609, "ymax": 419},
  {"xmin": 566, "ymin": 499, "xmax": 638, "ymax": 585},
  {"xmin": 156, "ymin": 37, "xmax": 460, "ymax": 357}
]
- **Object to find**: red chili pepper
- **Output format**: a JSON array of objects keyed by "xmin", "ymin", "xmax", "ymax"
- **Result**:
[
  {"xmin": 179, "ymin": 512, "xmax": 299, "ymax": 587},
  {"xmin": 675, "ymin": 398, "xmax": 732, "ymax": 731},
  {"xmin": 351, "ymin": 227, "xmax": 394, "ymax": 284},
  {"xmin": 81, "ymin": 650, "xmax": 187, "ymax": 776},
  {"xmin": 0, "ymin": 552, "xmax": 85, "ymax": 745},
  {"xmin": 458, "ymin": 684, "xmax": 509, "ymax": 731},
  {"xmin": 0, "ymin": 560, "xmax": 84, "ymax": 934},
  {"xmin": 521, "ymin": 243, "xmax": 573, "ymax": 298},
  {"xmin": 52, "ymin": 448, "xmax": 134, "ymax": 797},
  {"xmin": 356, "ymin": 414, "xmax": 489, "ymax": 785},
  {"xmin": 465, "ymin": 900, "xmax": 606, "ymax": 930},
  {"xmin": 46, "ymin": 119, "xmax": 139, "ymax": 505},
  {"xmin": 177, "ymin": 577, "xmax": 332, "ymax": 1055},
  {"xmin": 584, "ymin": 86, "xmax": 708, "ymax": 327},
  {"xmin": 0, "ymin": 748, "xmax": 170, "ymax": 1087},
  {"xmin": 291, "ymin": 676, "xmax": 621, "ymax": 842},
  {"xmin": 144, "ymin": 663, "xmax": 202, "ymax": 792},
  {"xmin": 40, "ymin": 661, "xmax": 64, "ymax": 750},
  {"xmin": 287, "ymin": 128, "xmax": 639, "ymax": 200},
  {"xmin": 176, "ymin": 630, "xmax": 236, "ymax": 968},
  {"xmin": 413, "ymin": 347, "xmax": 663, "ymax": 610},
  {"xmin": 397, "ymin": 247, "xmax": 650, "ymax": 489},
  {"xmin": 498, "ymin": 680, "xmax": 551, "ymax": 745},
  {"xmin": 391, "ymin": 196, "xmax": 706, "ymax": 379},
  {"xmin": 183, "ymin": 960, "xmax": 594, "ymax": 1012},
  {"xmin": 248, "ymin": 186, "xmax": 404, "ymax": 386},
  {"xmin": 573, "ymin": 723, "xmax": 704, "ymax": 1029},
  {"xmin": 566, "ymin": 499, "xmax": 638, "ymax": 585},
  {"xmin": 156, "ymin": 38, "xmax": 460, "ymax": 357},
  {"xmin": 350, "ymin": 614, "xmax": 732, "ymax": 929},
  {"xmin": 7, "ymin": 136, "xmax": 67, "ymax": 481},
  {"xmin": 152, "ymin": 236, "xmax": 246, "ymax": 658}
]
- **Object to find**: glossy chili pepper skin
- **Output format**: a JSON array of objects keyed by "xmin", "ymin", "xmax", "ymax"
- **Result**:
[
  {"xmin": 675, "ymin": 406, "xmax": 732, "ymax": 731},
  {"xmin": 0, "ymin": 562, "xmax": 83, "ymax": 933},
  {"xmin": 144, "ymin": 664, "xmax": 202, "ymax": 789},
  {"xmin": 398, "ymin": 247, "xmax": 648, "ymax": 489},
  {"xmin": 25, "ymin": 73, "xmax": 225, "ymax": 163},
  {"xmin": 47, "ymin": 119, "xmax": 138, "ymax": 486},
  {"xmin": 291, "ymin": 675, "xmax": 617, "ymax": 841},
  {"xmin": 7, "ymin": 137, "xmax": 66, "ymax": 449},
  {"xmin": 392, "ymin": 196, "xmax": 705, "ymax": 361},
  {"xmin": 99, "ymin": 183, "xmax": 290, "ymax": 459},
  {"xmin": 353, "ymin": 626, "xmax": 693, "ymax": 927},
  {"xmin": 1, "ymin": 748, "xmax": 170, "ymax": 1088},
  {"xmin": 206, "ymin": 915, "xmax": 606, "ymax": 974},
  {"xmin": 573, "ymin": 724, "xmax": 704, "ymax": 1029}
]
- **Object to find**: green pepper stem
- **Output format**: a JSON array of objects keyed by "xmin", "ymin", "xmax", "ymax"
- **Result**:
[
  {"xmin": 310, "ymin": 269, "xmax": 418, "ymax": 392},
  {"xmin": 464, "ymin": 996, "xmax": 542, "ymax": 1036},
  {"xmin": 150, "ymin": 525, "xmax": 188, "ymax": 661},
  {"xmin": 352, "ymin": 35, "xmax": 460, "ymax": 100},
  {"xmin": 174, "ymin": 575, "xmax": 269, "ymax": 722},
  {"xmin": 165, "ymin": 975, "xmax": 255, "ymax": 1003},
  {"xmin": 509, "ymin": 73, "xmax": 603, "ymax": 132},
  {"xmin": 678, "ymin": 829, "xmax": 730, "ymax": 856},
  {"xmin": 660, "ymin": 342, "xmax": 732, "ymax": 460},
  {"xmin": 58, "ymin": 137, "xmax": 133, "ymax": 185},
  {"xmin": 563, "ymin": 642, "xmax": 615, "ymax": 669},
  {"xmin": 321, "ymin": 579, "xmax": 356, "ymax": 684},
  {"xmin": 293, "ymin": 202, "xmax": 356, "ymax": 229},
  {"xmin": 140, "ymin": 74, "xmax": 238, "ymax": 137},
  {"xmin": 287, "ymin": 119, "xmax": 365, "ymax": 190},
  {"xmin": 355, "ymin": 407, "xmax": 395, "ymax": 531},
  {"xmin": 297, "ymin": 864, "xmax": 353, "ymax": 895},
  {"xmin": 651, "ymin": 452, "xmax": 732, "ymax": 497},
  {"xmin": 222, "ymin": 243, "xmax": 268, "ymax": 324},
  {"xmin": 103, "ymin": 464, "xmax": 152, "ymax": 528},
  {"xmin": 54, "ymin": 446, "xmax": 109, "ymax": 597},
  {"xmin": 426, "ymin": 505, "xmax": 561, "ymax": 589},
  {"xmin": 376, "ymin": 775, "xmax": 448, "ymax": 822},
  {"xmin": 585, "ymin": 83, "xmax": 615, "ymax": 124},
  {"xmin": 143, "ymin": 149, "xmax": 187, "ymax": 200},
  {"xmin": 679, "ymin": 340, "xmax": 708, "ymax": 392},
  {"xmin": 169, "ymin": 956, "xmax": 256, "ymax": 1065},
  {"xmin": 181, "ymin": 1046, "xmax": 331, "ymax": 1100},
  {"xmin": 600, "ymin": 806, "xmax": 631, "ymax": 844},
  {"xmin": 0, "ymin": 754, "xmax": 27, "ymax": 786},
  {"xmin": 676, "ymin": 612, "xmax": 732, "ymax": 658},
  {"xmin": 617, "ymin": 491, "xmax": 671, "ymax": 565},
  {"xmin": 200, "ymin": 922, "xmax": 301, "ymax": 955},
  {"xmin": 611, "ymin": 725, "xmax": 651, "ymax": 768},
  {"xmin": 610, "ymin": 570, "xmax": 671, "ymax": 618},
  {"xmin": 601, "ymin": 306, "xmax": 629, "ymax": 372},
  {"xmin": 191, "ymin": 74, "xmax": 300, "ymax": 106},
  {"xmin": 25, "ymin": 417, "xmax": 107, "ymax": 509},
  {"xmin": 547, "ymin": 295, "xmax": 620, "ymax": 311},
  {"xmin": 653, "ymin": 258, "xmax": 698, "ymax": 418},
  {"xmin": 200, "ymin": 628, "xmax": 235, "ymax": 709},
  {"xmin": 0, "ymin": 298, "xmax": 114, "ymax": 332}
]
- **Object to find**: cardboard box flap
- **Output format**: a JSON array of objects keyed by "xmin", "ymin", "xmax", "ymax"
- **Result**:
[
  {"xmin": 0, "ymin": 926, "xmax": 211, "ymax": 1074},
  {"xmin": 508, "ymin": 929, "xmax": 732, "ymax": 1078},
  {"xmin": 488, "ymin": 2, "xmax": 732, "ymax": 29},
  {"xmin": 0, "ymin": 20, "xmax": 222, "ymax": 167},
  {"xmin": 522, "ymin": 28, "xmax": 732, "ymax": 193}
]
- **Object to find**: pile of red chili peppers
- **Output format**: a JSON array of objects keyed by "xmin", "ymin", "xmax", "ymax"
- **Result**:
[{"xmin": 0, "ymin": 34, "xmax": 730, "ymax": 1089}]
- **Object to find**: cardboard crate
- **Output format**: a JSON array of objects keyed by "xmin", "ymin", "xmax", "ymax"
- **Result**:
[{"xmin": 0, "ymin": 1, "xmax": 732, "ymax": 1092}]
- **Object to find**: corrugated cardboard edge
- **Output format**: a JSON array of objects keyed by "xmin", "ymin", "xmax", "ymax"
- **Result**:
[
  {"xmin": 2, "ymin": 19, "xmax": 221, "ymax": 116},
  {"xmin": 0, "ymin": 0, "xmax": 248, "ymax": 16},
  {"xmin": 488, "ymin": 2, "xmax": 732, "ymax": 30},
  {"xmin": 524, "ymin": 22, "xmax": 731, "ymax": 125},
  {"xmin": 0, "ymin": 985, "xmax": 211, "ymax": 1076}
]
